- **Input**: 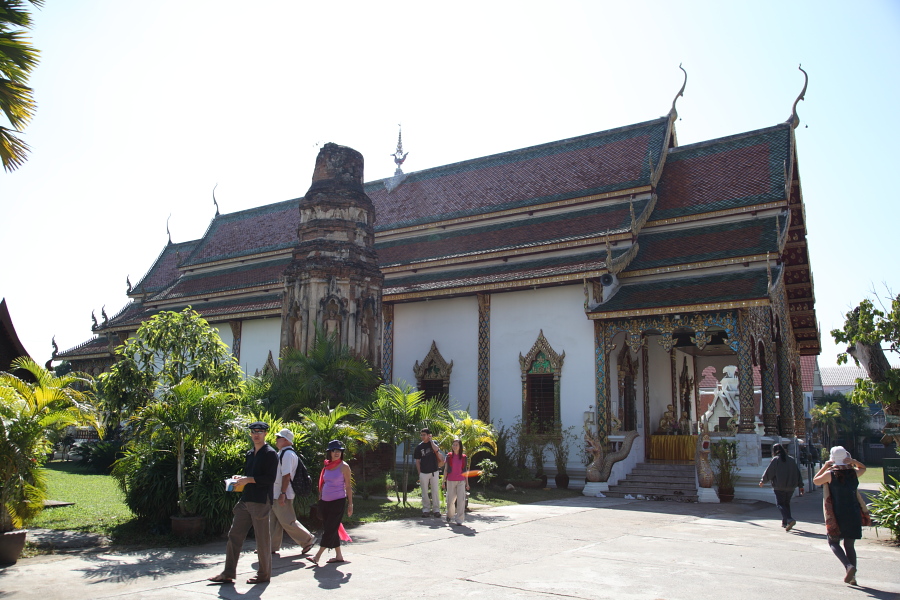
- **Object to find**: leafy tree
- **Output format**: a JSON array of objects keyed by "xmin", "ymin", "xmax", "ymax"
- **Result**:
[
  {"xmin": 832, "ymin": 290, "xmax": 900, "ymax": 445},
  {"xmin": 100, "ymin": 308, "xmax": 243, "ymax": 415},
  {"xmin": 434, "ymin": 410, "xmax": 497, "ymax": 463},
  {"xmin": 361, "ymin": 383, "xmax": 449, "ymax": 504},
  {"xmin": 0, "ymin": 0, "xmax": 42, "ymax": 172},
  {"xmin": 270, "ymin": 325, "xmax": 379, "ymax": 418},
  {"xmin": 817, "ymin": 392, "xmax": 874, "ymax": 458},
  {"xmin": 298, "ymin": 404, "xmax": 373, "ymax": 485}
]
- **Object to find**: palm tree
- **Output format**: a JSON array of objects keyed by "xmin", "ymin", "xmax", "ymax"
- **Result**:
[
  {"xmin": 0, "ymin": 356, "xmax": 93, "ymax": 532},
  {"xmin": 811, "ymin": 401, "xmax": 841, "ymax": 450},
  {"xmin": 434, "ymin": 410, "xmax": 498, "ymax": 462},
  {"xmin": 0, "ymin": 0, "xmax": 43, "ymax": 172},
  {"xmin": 272, "ymin": 325, "xmax": 379, "ymax": 418},
  {"xmin": 132, "ymin": 377, "xmax": 242, "ymax": 516},
  {"xmin": 362, "ymin": 383, "xmax": 449, "ymax": 504},
  {"xmin": 299, "ymin": 404, "xmax": 375, "ymax": 485}
]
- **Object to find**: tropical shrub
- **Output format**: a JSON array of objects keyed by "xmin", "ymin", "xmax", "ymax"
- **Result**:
[
  {"xmin": 868, "ymin": 476, "xmax": 900, "ymax": 541},
  {"xmin": 710, "ymin": 439, "xmax": 739, "ymax": 494},
  {"xmin": 74, "ymin": 440, "xmax": 123, "ymax": 473}
]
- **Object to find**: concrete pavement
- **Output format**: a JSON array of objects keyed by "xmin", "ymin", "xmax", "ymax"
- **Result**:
[{"xmin": 1, "ymin": 487, "xmax": 898, "ymax": 600}]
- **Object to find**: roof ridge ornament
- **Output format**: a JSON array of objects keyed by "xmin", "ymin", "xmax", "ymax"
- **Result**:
[
  {"xmin": 126, "ymin": 275, "xmax": 132, "ymax": 294},
  {"xmin": 213, "ymin": 183, "xmax": 220, "ymax": 216},
  {"xmin": 166, "ymin": 214, "xmax": 172, "ymax": 245},
  {"xmin": 385, "ymin": 124, "xmax": 409, "ymax": 193},
  {"xmin": 670, "ymin": 63, "xmax": 687, "ymax": 119},
  {"xmin": 787, "ymin": 64, "xmax": 808, "ymax": 130},
  {"xmin": 629, "ymin": 197, "xmax": 636, "ymax": 235}
]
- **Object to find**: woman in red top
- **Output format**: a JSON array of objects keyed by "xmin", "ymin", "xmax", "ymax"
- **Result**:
[{"xmin": 442, "ymin": 438, "xmax": 469, "ymax": 526}]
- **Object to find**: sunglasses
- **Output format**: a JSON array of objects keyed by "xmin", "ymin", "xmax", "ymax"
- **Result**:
[{"xmin": 249, "ymin": 429, "xmax": 266, "ymax": 434}]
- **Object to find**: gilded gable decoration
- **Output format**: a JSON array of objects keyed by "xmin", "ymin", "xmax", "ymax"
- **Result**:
[
  {"xmin": 519, "ymin": 330, "xmax": 565, "ymax": 376},
  {"xmin": 413, "ymin": 341, "xmax": 454, "ymax": 395}
]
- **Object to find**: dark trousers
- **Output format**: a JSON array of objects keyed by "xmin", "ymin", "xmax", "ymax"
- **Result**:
[
  {"xmin": 774, "ymin": 490, "xmax": 794, "ymax": 526},
  {"xmin": 318, "ymin": 497, "xmax": 346, "ymax": 549}
]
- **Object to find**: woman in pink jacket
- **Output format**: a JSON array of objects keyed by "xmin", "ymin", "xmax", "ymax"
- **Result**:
[{"xmin": 442, "ymin": 438, "xmax": 469, "ymax": 526}]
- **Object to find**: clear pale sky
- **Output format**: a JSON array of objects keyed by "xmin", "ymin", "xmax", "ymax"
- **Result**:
[{"xmin": 2, "ymin": 0, "xmax": 898, "ymax": 370}]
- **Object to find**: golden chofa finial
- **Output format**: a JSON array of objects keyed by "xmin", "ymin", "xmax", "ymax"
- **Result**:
[
  {"xmin": 670, "ymin": 63, "xmax": 687, "ymax": 118},
  {"xmin": 787, "ymin": 64, "xmax": 808, "ymax": 130}
]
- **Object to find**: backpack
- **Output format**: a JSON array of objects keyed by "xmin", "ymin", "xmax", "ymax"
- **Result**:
[{"xmin": 280, "ymin": 447, "xmax": 313, "ymax": 497}]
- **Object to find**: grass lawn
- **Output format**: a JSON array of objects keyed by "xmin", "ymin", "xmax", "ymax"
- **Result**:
[
  {"xmin": 31, "ymin": 460, "xmax": 133, "ymax": 536},
  {"xmin": 858, "ymin": 465, "xmax": 885, "ymax": 485}
]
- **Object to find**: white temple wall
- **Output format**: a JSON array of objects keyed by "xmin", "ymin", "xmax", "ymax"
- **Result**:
[
  {"xmin": 490, "ymin": 285, "xmax": 594, "ymax": 440},
  {"xmin": 239, "ymin": 317, "xmax": 281, "ymax": 377},
  {"xmin": 391, "ymin": 297, "xmax": 479, "ymax": 411},
  {"xmin": 213, "ymin": 324, "xmax": 234, "ymax": 353}
]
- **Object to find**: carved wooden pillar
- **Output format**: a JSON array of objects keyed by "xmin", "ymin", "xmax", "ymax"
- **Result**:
[
  {"xmin": 477, "ymin": 293, "xmax": 490, "ymax": 422},
  {"xmin": 737, "ymin": 310, "xmax": 756, "ymax": 433}
]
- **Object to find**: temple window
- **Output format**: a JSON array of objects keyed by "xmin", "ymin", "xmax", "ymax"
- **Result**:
[
  {"xmin": 518, "ymin": 330, "xmax": 565, "ymax": 435},
  {"xmin": 413, "ymin": 341, "xmax": 453, "ymax": 404}
]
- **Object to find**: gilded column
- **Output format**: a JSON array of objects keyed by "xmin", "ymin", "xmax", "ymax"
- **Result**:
[
  {"xmin": 737, "ymin": 310, "xmax": 756, "ymax": 433},
  {"xmin": 477, "ymin": 293, "xmax": 491, "ymax": 422},
  {"xmin": 776, "ymin": 341, "xmax": 795, "ymax": 436},
  {"xmin": 642, "ymin": 342, "xmax": 650, "ymax": 459},
  {"xmin": 792, "ymin": 356, "xmax": 806, "ymax": 437},
  {"xmin": 595, "ymin": 321, "xmax": 611, "ymax": 442},
  {"xmin": 229, "ymin": 320, "xmax": 242, "ymax": 364},
  {"xmin": 382, "ymin": 303, "xmax": 394, "ymax": 384},
  {"xmin": 760, "ymin": 313, "xmax": 778, "ymax": 436}
]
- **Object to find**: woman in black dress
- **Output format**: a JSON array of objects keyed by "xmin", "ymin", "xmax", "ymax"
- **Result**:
[{"xmin": 812, "ymin": 446, "xmax": 867, "ymax": 585}]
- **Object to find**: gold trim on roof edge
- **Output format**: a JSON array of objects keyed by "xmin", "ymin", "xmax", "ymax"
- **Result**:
[
  {"xmin": 588, "ymin": 298, "xmax": 770, "ymax": 320},
  {"xmin": 644, "ymin": 201, "xmax": 786, "ymax": 228}
]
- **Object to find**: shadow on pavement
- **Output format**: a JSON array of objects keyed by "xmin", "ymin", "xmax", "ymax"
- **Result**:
[{"xmin": 75, "ymin": 548, "xmax": 215, "ymax": 583}]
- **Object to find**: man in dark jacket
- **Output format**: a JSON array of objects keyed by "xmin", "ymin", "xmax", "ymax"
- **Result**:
[
  {"xmin": 209, "ymin": 421, "xmax": 279, "ymax": 584},
  {"xmin": 759, "ymin": 443, "xmax": 805, "ymax": 531}
]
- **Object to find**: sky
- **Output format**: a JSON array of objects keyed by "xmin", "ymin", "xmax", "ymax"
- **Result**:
[{"xmin": 2, "ymin": 0, "xmax": 899, "ymax": 371}]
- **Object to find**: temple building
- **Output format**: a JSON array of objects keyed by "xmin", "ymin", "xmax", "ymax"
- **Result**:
[{"xmin": 56, "ymin": 72, "xmax": 820, "ymax": 499}]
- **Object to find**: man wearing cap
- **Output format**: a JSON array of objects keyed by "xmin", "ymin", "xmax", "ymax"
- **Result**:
[
  {"xmin": 208, "ymin": 421, "xmax": 279, "ymax": 585},
  {"xmin": 414, "ymin": 428, "xmax": 444, "ymax": 518},
  {"xmin": 270, "ymin": 428, "xmax": 316, "ymax": 556}
]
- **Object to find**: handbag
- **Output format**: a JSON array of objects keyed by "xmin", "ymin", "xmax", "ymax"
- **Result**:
[{"xmin": 857, "ymin": 490, "xmax": 872, "ymax": 527}]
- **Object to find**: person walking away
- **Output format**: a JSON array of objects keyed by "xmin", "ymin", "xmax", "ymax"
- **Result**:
[
  {"xmin": 759, "ymin": 443, "xmax": 804, "ymax": 531},
  {"xmin": 414, "ymin": 428, "xmax": 444, "ymax": 518},
  {"xmin": 309, "ymin": 440, "xmax": 353, "ymax": 565},
  {"xmin": 442, "ymin": 438, "xmax": 469, "ymax": 526},
  {"xmin": 813, "ymin": 446, "xmax": 868, "ymax": 586},
  {"xmin": 209, "ymin": 421, "xmax": 279, "ymax": 585},
  {"xmin": 270, "ymin": 428, "xmax": 316, "ymax": 556}
]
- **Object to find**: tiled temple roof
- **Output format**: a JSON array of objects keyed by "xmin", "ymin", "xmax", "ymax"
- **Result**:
[
  {"xmin": 384, "ymin": 249, "xmax": 629, "ymax": 297},
  {"xmin": 367, "ymin": 118, "xmax": 670, "ymax": 231},
  {"xmin": 104, "ymin": 294, "xmax": 283, "ymax": 330},
  {"xmin": 376, "ymin": 198, "xmax": 651, "ymax": 268},
  {"xmin": 589, "ymin": 267, "xmax": 777, "ymax": 318},
  {"xmin": 56, "ymin": 335, "xmax": 110, "ymax": 358},
  {"xmin": 627, "ymin": 217, "xmax": 781, "ymax": 273},
  {"xmin": 654, "ymin": 124, "xmax": 791, "ymax": 222},
  {"xmin": 133, "ymin": 240, "xmax": 199, "ymax": 295},
  {"xmin": 157, "ymin": 258, "xmax": 291, "ymax": 300},
  {"xmin": 182, "ymin": 199, "xmax": 299, "ymax": 266}
]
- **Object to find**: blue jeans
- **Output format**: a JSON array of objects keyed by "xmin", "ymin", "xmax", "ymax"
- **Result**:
[{"xmin": 774, "ymin": 489, "xmax": 794, "ymax": 525}]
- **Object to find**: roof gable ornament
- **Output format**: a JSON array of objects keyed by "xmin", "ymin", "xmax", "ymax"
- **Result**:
[
  {"xmin": 629, "ymin": 197, "xmax": 637, "ymax": 236},
  {"xmin": 669, "ymin": 63, "xmax": 687, "ymax": 120},
  {"xmin": 51, "ymin": 335, "xmax": 58, "ymax": 357},
  {"xmin": 126, "ymin": 275, "xmax": 132, "ymax": 294},
  {"xmin": 212, "ymin": 183, "xmax": 220, "ymax": 216},
  {"xmin": 166, "ymin": 214, "xmax": 172, "ymax": 245},
  {"xmin": 787, "ymin": 64, "xmax": 808, "ymax": 130},
  {"xmin": 385, "ymin": 125, "xmax": 409, "ymax": 193},
  {"xmin": 91, "ymin": 310, "xmax": 98, "ymax": 330}
]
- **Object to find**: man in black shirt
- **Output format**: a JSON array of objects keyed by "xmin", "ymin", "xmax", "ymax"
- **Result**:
[
  {"xmin": 209, "ymin": 421, "xmax": 279, "ymax": 585},
  {"xmin": 414, "ymin": 428, "xmax": 444, "ymax": 518}
]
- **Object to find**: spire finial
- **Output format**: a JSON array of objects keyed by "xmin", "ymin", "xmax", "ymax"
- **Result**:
[
  {"xmin": 391, "ymin": 125, "xmax": 408, "ymax": 168},
  {"xmin": 212, "ymin": 183, "xmax": 220, "ymax": 216},
  {"xmin": 787, "ymin": 64, "xmax": 808, "ymax": 130},
  {"xmin": 670, "ymin": 63, "xmax": 687, "ymax": 118},
  {"xmin": 166, "ymin": 214, "xmax": 172, "ymax": 245}
]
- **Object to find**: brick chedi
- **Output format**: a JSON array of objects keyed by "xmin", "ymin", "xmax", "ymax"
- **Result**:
[{"xmin": 281, "ymin": 143, "xmax": 384, "ymax": 366}]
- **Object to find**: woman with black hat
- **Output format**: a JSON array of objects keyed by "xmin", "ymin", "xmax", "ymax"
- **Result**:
[{"xmin": 309, "ymin": 440, "xmax": 353, "ymax": 565}]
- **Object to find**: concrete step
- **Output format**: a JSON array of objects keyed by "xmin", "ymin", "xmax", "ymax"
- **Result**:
[{"xmin": 605, "ymin": 490, "xmax": 698, "ymax": 502}]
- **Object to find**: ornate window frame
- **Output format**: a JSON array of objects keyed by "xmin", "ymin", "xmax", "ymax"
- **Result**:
[
  {"xmin": 413, "ymin": 341, "xmax": 453, "ymax": 399},
  {"xmin": 519, "ymin": 330, "xmax": 565, "ymax": 433}
]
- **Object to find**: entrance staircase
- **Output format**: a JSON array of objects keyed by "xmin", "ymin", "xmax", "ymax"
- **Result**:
[{"xmin": 605, "ymin": 461, "xmax": 698, "ymax": 502}]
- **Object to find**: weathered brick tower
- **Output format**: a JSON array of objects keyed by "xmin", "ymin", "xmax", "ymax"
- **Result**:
[{"xmin": 281, "ymin": 143, "xmax": 383, "ymax": 366}]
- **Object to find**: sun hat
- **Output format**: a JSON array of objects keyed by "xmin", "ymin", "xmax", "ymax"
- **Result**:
[
  {"xmin": 275, "ymin": 428, "xmax": 294, "ymax": 443},
  {"xmin": 830, "ymin": 446, "xmax": 850, "ymax": 465}
]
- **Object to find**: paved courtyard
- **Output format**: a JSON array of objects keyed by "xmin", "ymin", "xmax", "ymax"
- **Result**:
[{"xmin": 1, "ymin": 487, "xmax": 898, "ymax": 600}]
